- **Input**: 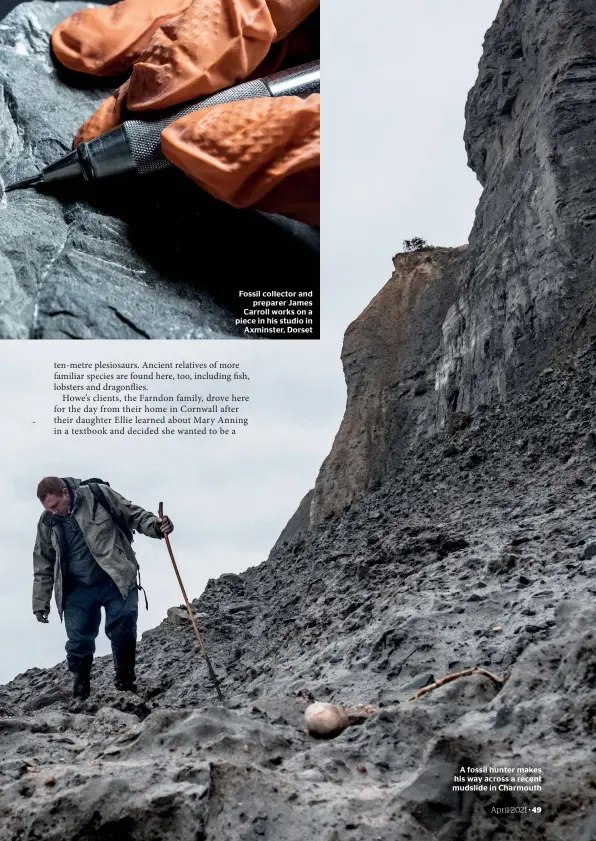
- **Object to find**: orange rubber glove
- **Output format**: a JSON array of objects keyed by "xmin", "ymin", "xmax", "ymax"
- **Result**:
[{"xmin": 51, "ymin": 0, "xmax": 320, "ymax": 224}]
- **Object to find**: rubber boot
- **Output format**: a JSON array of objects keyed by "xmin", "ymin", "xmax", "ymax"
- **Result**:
[
  {"xmin": 113, "ymin": 640, "xmax": 137, "ymax": 693},
  {"xmin": 71, "ymin": 654, "xmax": 92, "ymax": 700}
]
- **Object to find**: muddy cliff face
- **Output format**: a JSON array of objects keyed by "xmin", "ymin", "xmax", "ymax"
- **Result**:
[
  {"xmin": 311, "ymin": 247, "xmax": 466, "ymax": 523},
  {"xmin": 313, "ymin": 0, "xmax": 596, "ymax": 524},
  {"xmin": 3, "ymin": 337, "xmax": 596, "ymax": 841}
]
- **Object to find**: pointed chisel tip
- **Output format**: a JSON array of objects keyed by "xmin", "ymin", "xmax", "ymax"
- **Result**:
[{"xmin": 5, "ymin": 174, "xmax": 43, "ymax": 192}]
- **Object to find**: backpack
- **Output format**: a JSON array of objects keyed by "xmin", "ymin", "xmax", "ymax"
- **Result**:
[
  {"xmin": 79, "ymin": 479, "xmax": 149, "ymax": 610},
  {"xmin": 79, "ymin": 479, "xmax": 134, "ymax": 544}
]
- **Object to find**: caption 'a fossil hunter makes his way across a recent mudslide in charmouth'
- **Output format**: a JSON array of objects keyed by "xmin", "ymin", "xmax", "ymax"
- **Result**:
[{"xmin": 32, "ymin": 477, "xmax": 173, "ymax": 701}]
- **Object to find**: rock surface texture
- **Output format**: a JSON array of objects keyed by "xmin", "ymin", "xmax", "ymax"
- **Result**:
[
  {"xmin": 0, "ymin": 1, "xmax": 318, "ymax": 339},
  {"xmin": 440, "ymin": 0, "xmax": 596, "ymax": 418},
  {"xmin": 313, "ymin": 0, "xmax": 596, "ymax": 523},
  {"xmin": 3, "ymin": 0, "xmax": 596, "ymax": 839}
]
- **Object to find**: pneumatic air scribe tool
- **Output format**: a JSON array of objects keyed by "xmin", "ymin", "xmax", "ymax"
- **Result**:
[{"xmin": 6, "ymin": 60, "xmax": 320, "ymax": 192}]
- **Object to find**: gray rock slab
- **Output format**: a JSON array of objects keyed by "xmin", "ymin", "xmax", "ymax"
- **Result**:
[
  {"xmin": 0, "ymin": 1, "xmax": 319, "ymax": 339},
  {"xmin": 167, "ymin": 606, "xmax": 190, "ymax": 626}
]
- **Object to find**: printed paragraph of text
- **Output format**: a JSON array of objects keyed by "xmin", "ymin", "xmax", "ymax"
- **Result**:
[{"xmin": 52, "ymin": 360, "xmax": 250, "ymax": 437}]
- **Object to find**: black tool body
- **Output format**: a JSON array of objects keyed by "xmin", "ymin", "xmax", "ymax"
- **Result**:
[{"xmin": 7, "ymin": 60, "xmax": 319, "ymax": 190}]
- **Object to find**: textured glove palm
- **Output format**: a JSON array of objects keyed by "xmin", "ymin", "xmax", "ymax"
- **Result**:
[{"xmin": 50, "ymin": 0, "xmax": 320, "ymax": 224}]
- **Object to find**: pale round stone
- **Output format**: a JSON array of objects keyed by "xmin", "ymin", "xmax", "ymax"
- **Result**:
[{"xmin": 304, "ymin": 702, "xmax": 349, "ymax": 738}]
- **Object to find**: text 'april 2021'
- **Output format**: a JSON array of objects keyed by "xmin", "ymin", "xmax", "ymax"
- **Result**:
[{"xmin": 52, "ymin": 360, "xmax": 250, "ymax": 437}]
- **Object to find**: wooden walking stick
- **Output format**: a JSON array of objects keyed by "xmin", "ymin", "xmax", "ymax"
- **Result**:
[{"xmin": 158, "ymin": 502, "xmax": 224, "ymax": 702}]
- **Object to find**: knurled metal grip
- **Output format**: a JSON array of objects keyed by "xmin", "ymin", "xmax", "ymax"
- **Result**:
[
  {"xmin": 124, "ymin": 60, "xmax": 319, "ymax": 176},
  {"xmin": 124, "ymin": 78, "xmax": 271, "ymax": 176},
  {"xmin": 81, "ymin": 60, "xmax": 319, "ymax": 181}
]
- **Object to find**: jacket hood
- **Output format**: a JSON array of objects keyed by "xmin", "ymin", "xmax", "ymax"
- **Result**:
[{"xmin": 60, "ymin": 478, "xmax": 81, "ymax": 514}]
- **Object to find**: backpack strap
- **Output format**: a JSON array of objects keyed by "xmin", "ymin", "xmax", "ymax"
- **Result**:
[
  {"xmin": 87, "ymin": 484, "xmax": 148, "ymax": 611},
  {"xmin": 137, "ymin": 567, "xmax": 149, "ymax": 611},
  {"xmin": 88, "ymin": 482, "xmax": 110, "ymax": 518},
  {"xmin": 87, "ymin": 483, "xmax": 134, "ymax": 544}
]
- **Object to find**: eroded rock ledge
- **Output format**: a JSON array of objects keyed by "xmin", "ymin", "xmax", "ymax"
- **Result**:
[
  {"xmin": 311, "ymin": 246, "xmax": 466, "ymax": 524},
  {"xmin": 313, "ymin": 0, "xmax": 596, "ymax": 523}
]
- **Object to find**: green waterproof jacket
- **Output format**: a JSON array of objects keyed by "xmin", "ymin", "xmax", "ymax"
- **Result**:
[{"xmin": 32, "ymin": 478, "xmax": 163, "ymax": 620}]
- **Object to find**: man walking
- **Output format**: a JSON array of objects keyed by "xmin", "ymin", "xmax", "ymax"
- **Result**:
[{"xmin": 33, "ymin": 476, "xmax": 173, "ymax": 700}]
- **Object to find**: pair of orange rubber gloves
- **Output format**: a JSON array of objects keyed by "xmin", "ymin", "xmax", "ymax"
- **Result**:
[{"xmin": 51, "ymin": 0, "xmax": 320, "ymax": 225}]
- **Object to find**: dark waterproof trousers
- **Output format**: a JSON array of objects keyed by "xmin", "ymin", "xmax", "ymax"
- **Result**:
[{"xmin": 63, "ymin": 580, "xmax": 138, "ymax": 680}]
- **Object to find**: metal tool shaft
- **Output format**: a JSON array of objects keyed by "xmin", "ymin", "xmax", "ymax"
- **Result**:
[{"xmin": 9, "ymin": 60, "xmax": 319, "ymax": 190}]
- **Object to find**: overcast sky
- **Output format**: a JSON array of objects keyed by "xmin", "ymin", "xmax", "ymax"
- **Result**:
[{"xmin": 0, "ymin": 0, "xmax": 500, "ymax": 684}]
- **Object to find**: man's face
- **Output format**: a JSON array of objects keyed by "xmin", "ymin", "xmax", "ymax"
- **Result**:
[{"xmin": 41, "ymin": 489, "xmax": 70, "ymax": 516}]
